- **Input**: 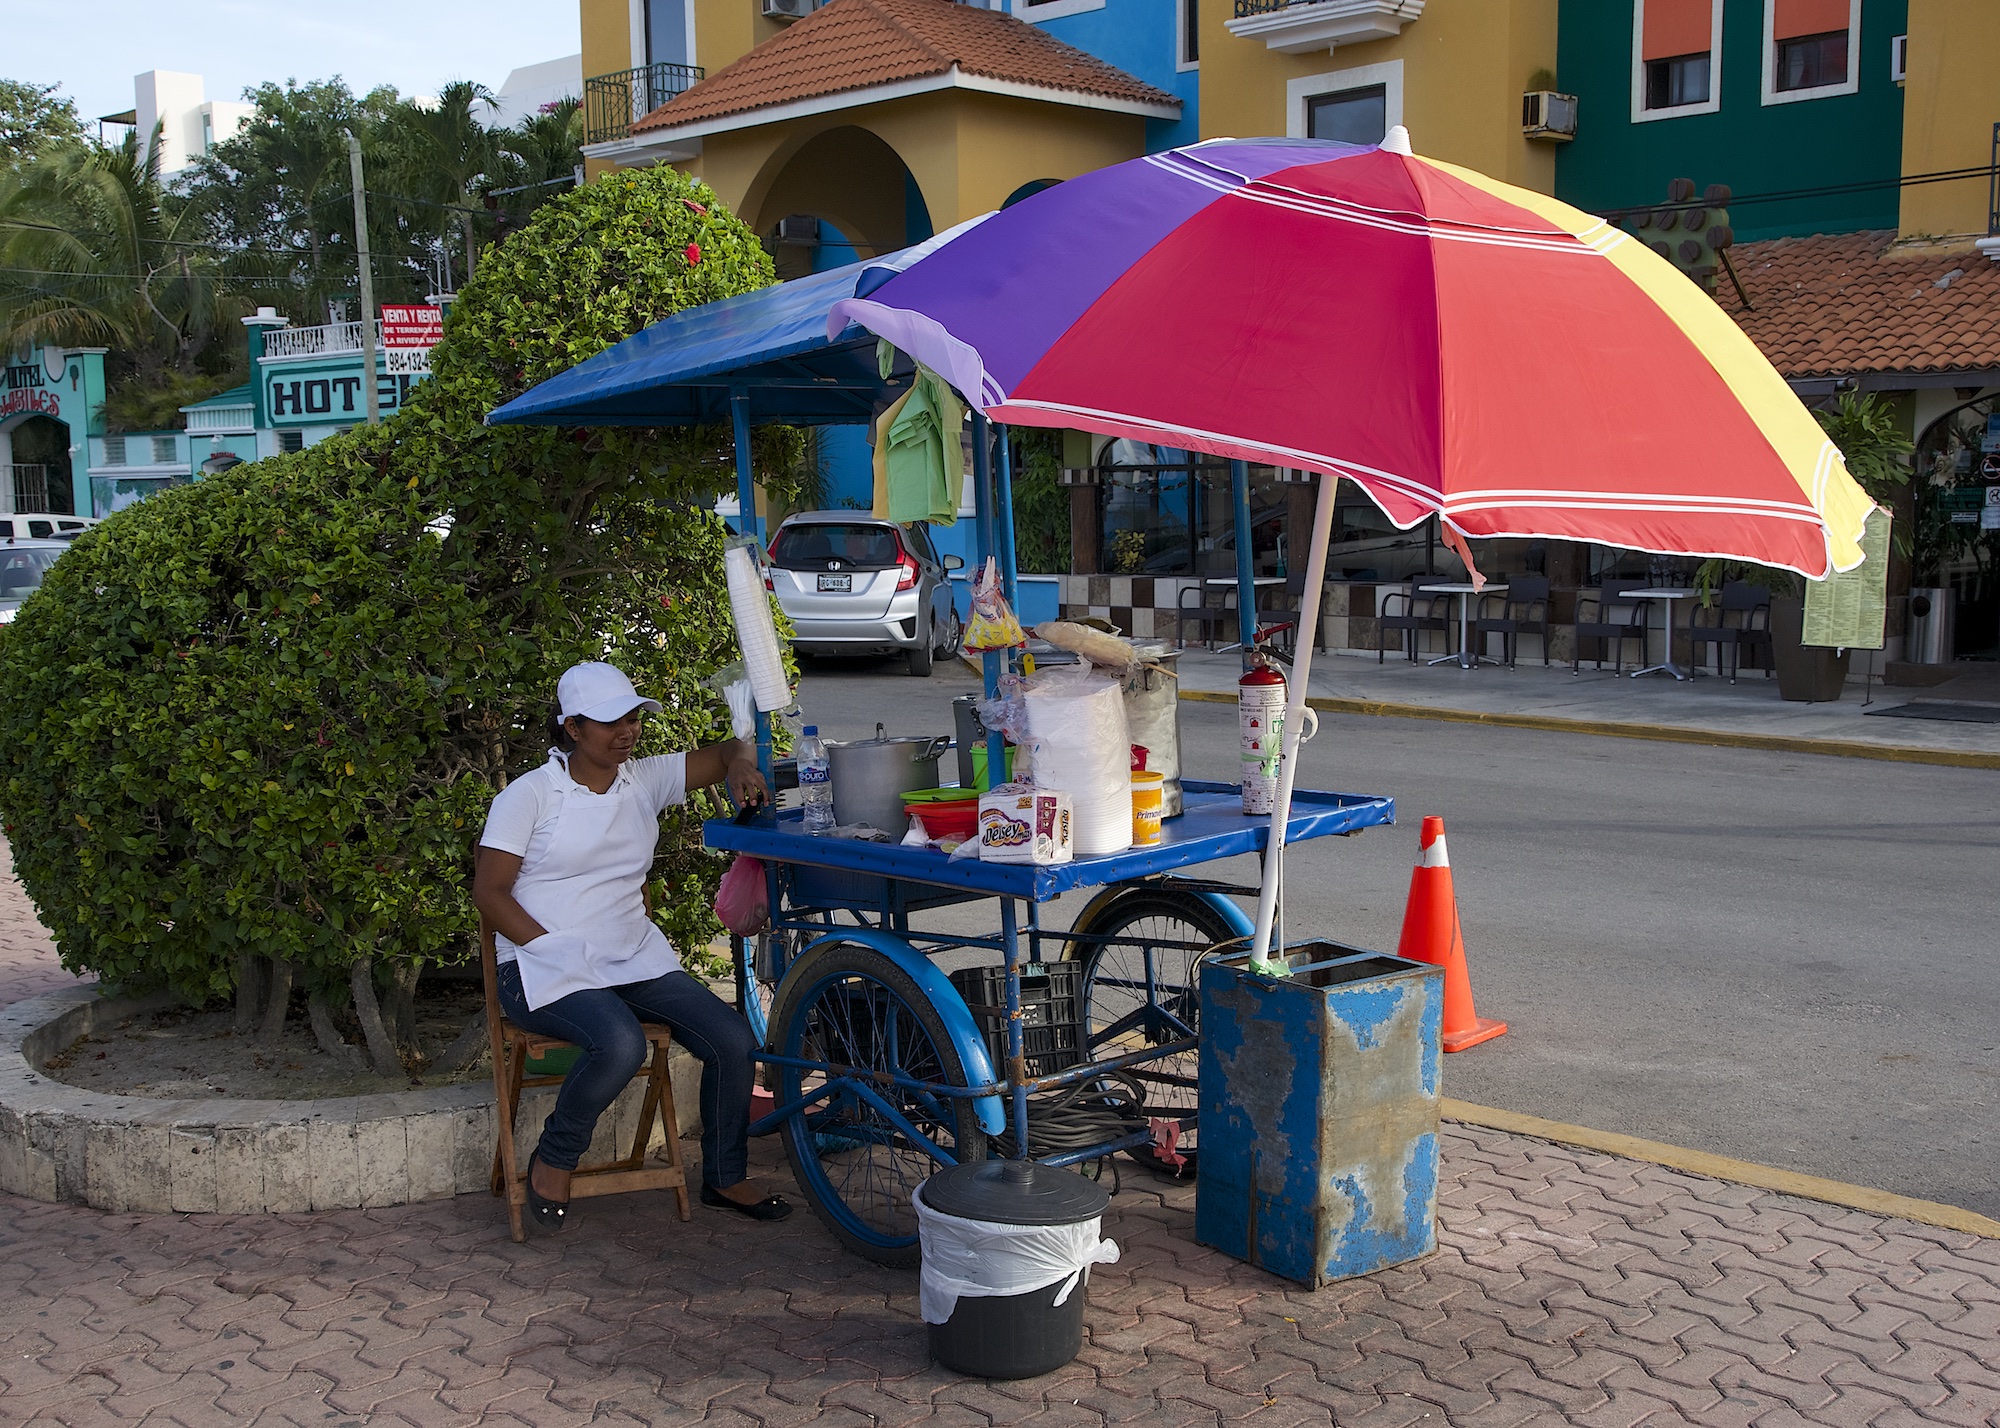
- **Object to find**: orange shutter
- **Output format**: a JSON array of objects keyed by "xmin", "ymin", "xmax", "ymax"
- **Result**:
[
  {"xmin": 1774, "ymin": 0, "xmax": 1850, "ymax": 39},
  {"xmin": 1642, "ymin": 0, "xmax": 1714, "ymax": 61}
]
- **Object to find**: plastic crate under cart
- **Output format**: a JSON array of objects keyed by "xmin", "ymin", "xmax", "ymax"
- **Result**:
[
  {"xmin": 1195, "ymin": 943, "xmax": 1443, "ymax": 1288},
  {"xmin": 948, "ymin": 962, "xmax": 1085, "ymax": 1079}
]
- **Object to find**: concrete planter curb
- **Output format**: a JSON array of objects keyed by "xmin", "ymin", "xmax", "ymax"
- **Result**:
[{"xmin": 0, "ymin": 984, "xmax": 702, "ymax": 1213}]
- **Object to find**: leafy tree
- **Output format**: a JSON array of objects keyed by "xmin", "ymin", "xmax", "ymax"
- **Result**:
[
  {"xmin": 0, "ymin": 79, "xmax": 84, "ymax": 160},
  {"xmin": 0, "ymin": 129, "xmax": 223, "ymax": 391},
  {"xmin": 383, "ymin": 81, "xmax": 504, "ymax": 287},
  {"xmin": 0, "ymin": 165, "xmax": 782, "ymax": 1075}
]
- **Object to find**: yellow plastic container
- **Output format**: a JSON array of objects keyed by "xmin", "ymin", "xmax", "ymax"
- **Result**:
[{"xmin": 1130, "ymin": 770, "xmax": 1165, "ymax": 846}]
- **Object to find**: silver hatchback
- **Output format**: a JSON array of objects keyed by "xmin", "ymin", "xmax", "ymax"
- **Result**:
[{"xmin": 766, "ymin": 513, "xmax": 963, "ymax": 676}]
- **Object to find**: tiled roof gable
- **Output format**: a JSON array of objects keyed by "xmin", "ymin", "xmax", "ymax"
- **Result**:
[
  {"xmin": 633, "ymin": 0, "xmax": 1176, "ymax": 132},
  {"xmin": 1721, "ymin": 230, "xmax": 2000, "ymax": 380}
]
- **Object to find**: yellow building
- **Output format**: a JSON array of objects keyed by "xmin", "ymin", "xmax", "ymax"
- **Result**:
[
  {"xmin": 578, "ymin": 0, "xmax": 1179, "ymax": 254},
  {"xmin": 1899, "ymin": 0, "xmax": 2000, "ymax": 243},
  {"xmin": 1203, "ymin": 0, "xmax": 1562, "ymax": 195}
]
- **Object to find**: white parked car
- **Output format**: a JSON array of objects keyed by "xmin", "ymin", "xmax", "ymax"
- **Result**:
[{"xmin": 0, "ymin": 540, "xmax": 68, "ymax": 624}]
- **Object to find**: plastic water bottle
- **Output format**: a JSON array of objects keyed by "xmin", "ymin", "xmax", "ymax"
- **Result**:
[{"xmin": 798, "ymin": 725, "xmax": 835, "ymax": 835}]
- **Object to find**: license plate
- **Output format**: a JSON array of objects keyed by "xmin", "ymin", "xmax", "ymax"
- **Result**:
[{"xmin": 817, "ymin": 573, "xmax": 852, "ymax": 592}]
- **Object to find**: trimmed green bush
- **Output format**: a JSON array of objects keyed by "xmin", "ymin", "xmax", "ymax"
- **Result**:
[{"xmin": 0, "ymin": 166, "xmax": 782, "ymax": 1065}]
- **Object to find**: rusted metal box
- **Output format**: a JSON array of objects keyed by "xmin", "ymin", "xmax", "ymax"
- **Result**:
[{"xmin": 1195, "ymin": 943, "xmax": 1442, "ymax": 1287}]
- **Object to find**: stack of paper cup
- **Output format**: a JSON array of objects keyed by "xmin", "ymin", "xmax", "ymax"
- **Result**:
[
  {"xmin": 1025, "ymin": 674, "xmax": 1131, "ymax": 857},
  {"xmin": 725, "ymin": 544, "xmax": 791, "ymax": 712}
]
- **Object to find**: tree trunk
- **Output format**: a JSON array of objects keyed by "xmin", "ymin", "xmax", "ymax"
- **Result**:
[
  {"xmin": 307, "ymin": 990, "xmax": 366, "ymax": 1071},
  {"xmin": 232, "ymin": 951, "xmax": 266, "ymax": 1034},
  {"xmin": 462, "ymin": 211, "xmax": 477, "ymax": 283},
  {"xmin": 386, "ymin": 958, "xmax": 421, "ymax": 1054},
  {"xmin": 259, "ymin": 958, "xmax": 295, "ymax": 1042},
  {"xmin": 349, "ymin": 957, "xmax": 404, "ymax": 1077},
  {"xmin": 427, "ymin": 1012, "xmax": 488, "ymax": 1077}
]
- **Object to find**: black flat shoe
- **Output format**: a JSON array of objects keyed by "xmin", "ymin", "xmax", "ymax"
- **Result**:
[
  {"xmin": 701, "ymin": 1184, "xmax": 793, "ymax": 1221},
  {"xmin": 525, "ymin": 1153, "xmax": 570, "ymax": 1231}
]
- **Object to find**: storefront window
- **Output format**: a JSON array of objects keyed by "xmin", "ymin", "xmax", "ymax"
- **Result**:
[
  {"xmin": 1912, "ymin": 396, "xmax": 2000, "ymax": 660},
  {"xmin": 1096, "ymin": 445, "xmax": 1286, "ymax": 576}
]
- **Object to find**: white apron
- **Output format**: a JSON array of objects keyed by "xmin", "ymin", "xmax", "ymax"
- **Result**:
[{"xmin": 504, "ymin": 762, "xmax": 680, "ymax": 1011}]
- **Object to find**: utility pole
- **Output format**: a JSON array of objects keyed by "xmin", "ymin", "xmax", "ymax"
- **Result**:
[{"xmin": 346, "ymin": 130, "xmax": 381, "ymax": 426}]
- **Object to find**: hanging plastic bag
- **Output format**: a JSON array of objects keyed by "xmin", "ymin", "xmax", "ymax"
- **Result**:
[
  {"xmin": 703, "ymin": 661, "xmax": 756, "ymax": 741},
  {"xmin": 962, "ymin": 556, "xmax": 1026, "ymax": 652},
  {"xmin": 712, "ymin": 855, "xmax": 768, "ymax": 936}
]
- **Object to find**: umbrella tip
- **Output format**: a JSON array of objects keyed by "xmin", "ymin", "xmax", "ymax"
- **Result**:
[{"xmin": 1380, "ymin": 125, "xmax": 1413, "ymax": 156}]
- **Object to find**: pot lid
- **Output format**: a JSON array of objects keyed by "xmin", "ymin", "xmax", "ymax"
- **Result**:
[
  {"xmin": 827, "ymin": 722, "xmax": 951, "ymax": 750},
  {"xmin": 919, "ymin": 1159, "xmax": 1110, "ymax": 1225}
]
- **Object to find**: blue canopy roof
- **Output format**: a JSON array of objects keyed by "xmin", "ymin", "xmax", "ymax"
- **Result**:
[{"xmin": 484, "ymin": 259, "xmax": 913, "ymax": 430}]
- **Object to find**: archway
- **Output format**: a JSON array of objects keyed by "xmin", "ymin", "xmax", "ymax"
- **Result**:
[
  {"xmin": 1003, "ymin": 178, "xmax": 1061, "ymax": 208},
  {"xmin": 0, "ymin": 414, "xmax": 75, "ymax": 516},
  {"xmin": 749, "ymin": 126, "xmax": 933, "ymax": 281}
]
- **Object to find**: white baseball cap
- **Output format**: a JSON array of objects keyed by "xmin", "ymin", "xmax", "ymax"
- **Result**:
[{"xmin": 557, "ymin": 662, "xmax": 663, "ymax": 723}]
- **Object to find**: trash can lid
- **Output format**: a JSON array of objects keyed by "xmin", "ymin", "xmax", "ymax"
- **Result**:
[{"xmin": 920, "ymin": 1159, "xmax": 1110, "ymax": 1226}]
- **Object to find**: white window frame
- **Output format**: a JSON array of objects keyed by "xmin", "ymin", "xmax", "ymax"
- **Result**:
[
  {"xmin": 1762, "ymin": 0, "xmax": 1862, "ymax": 105},
  {"xmin": 1890, "ymin": 33, "xmax": 1906, "ymax": 82},
  {"xmin": 1012, "ymin": 0, "xmax": 1106, "ymax": 22},
  {"xmin": 1630, "ymin": 0, "xmax": 1725, "ymax": 123},
  {"xmin": 1177, "ymin": 0, "xmax": 1200, "ymax": 73},
  {"xmin": 630, "ymin": 0, "xmax": 697, "ymax": 69},
  {"xmin": 1286, "ymin": 58, "xmax": 1403, "ymax": 141}
]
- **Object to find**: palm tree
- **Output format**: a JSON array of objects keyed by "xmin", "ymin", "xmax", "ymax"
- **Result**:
[
  {"xmin": 0, "ymin": 127, "xmax": 219, "ymax": 379},
  {"xmin": 387, "ymin": 81, "xmax": 504, "ymax": 282}
]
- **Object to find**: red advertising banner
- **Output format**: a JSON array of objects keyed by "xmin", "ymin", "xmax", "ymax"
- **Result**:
[{"xmin": 380, "ymin": 304, "xmax": 443, "ymax": 349}]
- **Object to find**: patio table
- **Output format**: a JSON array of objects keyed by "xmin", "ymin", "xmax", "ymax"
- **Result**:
[
  {"xmin": 1418, "ymin": 582, "xmax": 1507, "ymax": 670},
  {"xmin": 1624, "ymin": 587, "xmax": 1698, "ymax": 680}
]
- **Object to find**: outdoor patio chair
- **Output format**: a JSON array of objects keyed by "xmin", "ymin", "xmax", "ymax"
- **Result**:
[
  {"xmin": 1570, "ymin": 583, "xmax": 1650, "ymax": 674},
  {"xmin": 481, "ymin": 917, "xmax": 692, "ymax": 1242},
  {"xmin": 1473, "ymin": 575, "xmax": 1552, "ymax": 667},
  {"xmin": 1688, "ymin": 580, "xmax": 1774, "ymax": 683},
  {"xmin": 1377, "ymin": 580, "xmax": 1453, "ymax": 663},
  {"xmin": 1176, "ymin": 583, "xmax": 1230, "ymax": 649}
]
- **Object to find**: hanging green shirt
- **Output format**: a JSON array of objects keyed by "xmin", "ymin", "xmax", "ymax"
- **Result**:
[{"xmin": 881, "ymin": 366, "xmax": 964, "ymax": 528}]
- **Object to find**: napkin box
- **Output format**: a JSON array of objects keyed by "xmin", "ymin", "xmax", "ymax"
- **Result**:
[{"xmin": 977, "ymin": 786, "xmax": 1074, "ymax": 864}]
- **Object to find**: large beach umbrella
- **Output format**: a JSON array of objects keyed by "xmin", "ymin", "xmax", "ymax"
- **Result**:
[{"xmin": 830, "ymin": 130, "xmax": 1875, "ymax": 968}]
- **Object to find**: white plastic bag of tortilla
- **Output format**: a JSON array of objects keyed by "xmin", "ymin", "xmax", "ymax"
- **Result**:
[{"xmin": 914, "ymin": 1184, "xmax": 1120, "ymax": 1325}]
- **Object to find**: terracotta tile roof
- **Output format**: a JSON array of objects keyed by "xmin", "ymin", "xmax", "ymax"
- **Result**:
[
  {"xmin": 632, "ymin": 0, "xmax": 1177, "ymax": 133},
  {"xmin": 1719, "ymin": 229, "xmax": 2000, "ymax": 380}
]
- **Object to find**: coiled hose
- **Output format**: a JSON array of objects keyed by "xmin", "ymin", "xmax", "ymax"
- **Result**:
[{"xmin": 990, "ymin": 1069, "xmax": 1151, "ymax": 1190}]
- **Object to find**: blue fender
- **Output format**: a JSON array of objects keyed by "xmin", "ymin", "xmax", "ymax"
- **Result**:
[
  {"xmin": 1070, "ymin": 880, "xmax": 1255, "ymax": 945},
  {"xmin": 795, "ymin": 928, "xmax": 1006, "ymax": 1136}
]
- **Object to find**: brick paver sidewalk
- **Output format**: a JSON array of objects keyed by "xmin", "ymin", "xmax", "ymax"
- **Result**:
[{"xmin": 2, "ymin": 870, "xmax": 1995, "ymax": 1425}]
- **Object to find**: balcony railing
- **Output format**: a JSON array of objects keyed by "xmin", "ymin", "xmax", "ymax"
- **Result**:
[
  {"xmin": 2, "ymin": 465, "xmax": 50, "ymax": 514},
  {"xmin": 263, "ymin": 320, "xmax": 383, "ymax": 360},
  {"xmin": 186, "ymin": 404, "xmax": 256, "ymax": 434},
  {"xmin": 583, "ymin": 62, "xmax": 706, "ymax": 147}
]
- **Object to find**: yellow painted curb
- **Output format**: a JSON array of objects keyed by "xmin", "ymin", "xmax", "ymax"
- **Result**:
[
  {"xmin": 1441, "ymin": 1098, "xmax": 2000, "ymax": 1240},
  {"xmin": 1178, "ymin": 689, "xmax": 2000, "ymax": 770}
]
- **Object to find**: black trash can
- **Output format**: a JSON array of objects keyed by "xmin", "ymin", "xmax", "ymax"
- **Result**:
[{"xmin": 916, "ymin": 1160, "xmax": 1115, "ymax": 1379}]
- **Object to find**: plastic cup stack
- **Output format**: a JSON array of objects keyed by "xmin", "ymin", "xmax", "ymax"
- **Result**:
[
  {"xmin": 1025, "ymin": 675, "xmax": 1132, "ymax": 857},
  {"xmin": 725, "ymin": 544, "xmax": 791, "ymax": 712}
]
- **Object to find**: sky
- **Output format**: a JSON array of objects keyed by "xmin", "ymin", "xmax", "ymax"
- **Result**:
[{"xmin": 15, "ymin": 0, "xmax": 582, "ymax": 125}]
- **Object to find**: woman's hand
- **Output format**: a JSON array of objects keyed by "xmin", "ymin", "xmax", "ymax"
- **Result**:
[
  {"xmin": 724, "ymin": 748, "xmax": 769, "ymax": 811},
  {"xmin": 689, "ymin": 736, "xmax": 768, "ymax": 811}
]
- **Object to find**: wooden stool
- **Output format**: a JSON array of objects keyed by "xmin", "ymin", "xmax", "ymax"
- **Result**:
[{"xmin": 481, "ymin": 918, "xmax": 692, "ymax": 1241}]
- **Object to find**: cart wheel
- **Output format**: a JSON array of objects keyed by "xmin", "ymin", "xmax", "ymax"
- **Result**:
[
  {"xmin": 1069, "ymin": 888, "xmax": 1239, "ymax": 1176},
  {"xmin": 768, "ymin": 939, "xmax": 988, "ymax": 1266}
]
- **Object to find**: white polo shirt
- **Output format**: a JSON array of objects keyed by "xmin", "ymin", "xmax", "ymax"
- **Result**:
[{"xmin": 480, "ymin": 749, "xmax": 689, "ymax": 1010}]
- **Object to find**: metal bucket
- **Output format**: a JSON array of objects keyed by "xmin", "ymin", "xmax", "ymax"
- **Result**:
[{"xmin": 827, "ymin": 725, "xmax": 951, "ymax": 834}]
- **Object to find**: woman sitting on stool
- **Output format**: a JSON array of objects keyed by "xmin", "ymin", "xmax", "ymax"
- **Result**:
[{"xmin": 472, "ymin": 660, "xmax": 790, "ymax": 1227}]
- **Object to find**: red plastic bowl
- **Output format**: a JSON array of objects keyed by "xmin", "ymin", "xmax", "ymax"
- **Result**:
[{"xmin": 914, "ymin": 799, "xmax": 979, "ymax": 839}]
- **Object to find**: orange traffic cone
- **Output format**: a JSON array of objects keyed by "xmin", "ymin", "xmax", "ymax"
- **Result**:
[{"xmin": 1396, "ymin": 815, "xmax": 1507, "ymax": 1052}]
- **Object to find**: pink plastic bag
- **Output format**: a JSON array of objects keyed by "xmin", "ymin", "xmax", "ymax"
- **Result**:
[{"xmin": 713, "ymin": 855, "xmax": 769, "ymax": 936}]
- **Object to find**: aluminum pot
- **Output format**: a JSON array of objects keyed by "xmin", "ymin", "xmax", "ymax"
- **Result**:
[{"xmin": 827, "ymin": 724, "xmax": 952, "ymax": 833}]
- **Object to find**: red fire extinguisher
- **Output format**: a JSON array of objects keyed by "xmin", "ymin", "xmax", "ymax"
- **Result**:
[{"xmin": 1238, "ymin": 654, "xmax": 1286, "ymax": 815}]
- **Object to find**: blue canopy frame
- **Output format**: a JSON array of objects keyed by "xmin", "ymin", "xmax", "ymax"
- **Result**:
[{"xmin": 485, "ymin": 250, "xmax": 1261, "ymax": 782}]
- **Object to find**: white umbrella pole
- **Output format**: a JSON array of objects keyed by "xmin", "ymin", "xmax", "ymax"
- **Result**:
[{"xmin": 1247, "ymin": 473, "xmax": 1338, "ymax": 974}]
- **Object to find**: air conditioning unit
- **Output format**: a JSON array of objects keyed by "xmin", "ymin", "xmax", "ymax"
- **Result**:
[
  {"xmin": 1522, "ymin": 90, "xmax": 1578, "ymax": 142},
  {"xmin": 763, "ymin": 0, "xmax": 813, "ymax": 18}
]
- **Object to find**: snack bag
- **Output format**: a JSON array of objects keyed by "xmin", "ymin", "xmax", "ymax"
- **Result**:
[{"xmin": 962, "ymin": 557, "xmax": 1027, "ymax": 652}]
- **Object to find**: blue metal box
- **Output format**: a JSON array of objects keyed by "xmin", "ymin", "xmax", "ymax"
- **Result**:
[{"xmin": 1195, "ymin": 943, "xmax": 1443, "ymax": 1287}]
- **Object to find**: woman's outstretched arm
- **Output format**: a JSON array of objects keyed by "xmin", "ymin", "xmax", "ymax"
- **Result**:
[{"xmin": 684, "ymin": 737, "xmax": 768, "ymax": 809}]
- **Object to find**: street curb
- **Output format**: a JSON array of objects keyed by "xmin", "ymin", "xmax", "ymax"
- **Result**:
[
  {"xmin": 1177, "ymin": 688, "xmax": 2000, "ymax": 770},
  {"xmin": 1441, "ymin": 1098, "xmax": 2000, "ymax": 1240}
]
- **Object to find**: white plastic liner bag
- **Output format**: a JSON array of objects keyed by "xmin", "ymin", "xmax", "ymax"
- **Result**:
[{"xmin": 914, "ymin": 1184, "xmax": 1121, "ymax": 1326}]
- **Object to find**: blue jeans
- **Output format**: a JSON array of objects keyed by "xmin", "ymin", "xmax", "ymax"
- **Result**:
[{"xmin": 496, "ymin": 961, "xmax": 757, "ymax": 1189}]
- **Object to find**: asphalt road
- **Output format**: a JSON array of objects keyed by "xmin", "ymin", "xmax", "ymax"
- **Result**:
[{"xmin": 791, "ymin": 653, "xmax": 2000, "ymax": 1218}]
